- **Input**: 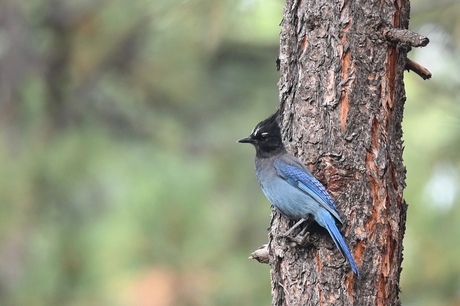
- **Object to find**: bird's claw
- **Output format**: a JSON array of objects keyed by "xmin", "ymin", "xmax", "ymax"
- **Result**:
[
  {"xmin": 281, "ymin": 219, "xmax": 316, "ymax": 247},
  {"xmin": 286, "ymin": 229, "xmax": 317, "ymax": 246}
]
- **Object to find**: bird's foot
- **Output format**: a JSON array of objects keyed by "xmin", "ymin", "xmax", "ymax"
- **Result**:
[
  {"xmin": 286, "ymin": 226, "xmax": 317, "ymax": 247},
  {"xmin": 281, "ymin": 218, "xmax": 316, "ymax": 247}
]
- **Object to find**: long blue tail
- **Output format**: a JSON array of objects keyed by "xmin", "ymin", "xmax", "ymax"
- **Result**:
[{"xmin": 318, "ymin": 211, "xmax": 359, "ymax": 276}]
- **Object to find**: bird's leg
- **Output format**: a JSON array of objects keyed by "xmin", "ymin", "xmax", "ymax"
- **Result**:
[
  {"xmin": 284, "ymin": 219, "xmax": 317, "ymax": 246},
  {"xmin": 282, "ymin": 218, "xmax": 307, "ymax": 237}
]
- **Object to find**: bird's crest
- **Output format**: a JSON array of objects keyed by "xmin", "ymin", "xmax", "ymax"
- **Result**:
[{"xmin": 251, "ymin": 111, "xmax": 280, "ymax": 138}]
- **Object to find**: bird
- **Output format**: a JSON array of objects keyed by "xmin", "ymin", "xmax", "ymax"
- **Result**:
[{"xmin": 238, "ymin": 111, "xmax": 359, "ymax": 275}]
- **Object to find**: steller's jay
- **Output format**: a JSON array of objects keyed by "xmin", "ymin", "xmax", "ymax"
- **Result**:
[{"xmin": 238, "ymin": 111, "xmax": 359, "ymax": 275}]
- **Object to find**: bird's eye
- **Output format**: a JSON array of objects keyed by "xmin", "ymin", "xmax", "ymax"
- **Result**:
[{"xmin": 261, "ymin": 132, "xmax": 268, "ymax": 138}]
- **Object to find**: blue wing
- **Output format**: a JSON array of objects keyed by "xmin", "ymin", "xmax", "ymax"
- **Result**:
[{"xmin": 273, "ymin": 157, "xmax": 342, "ymax": 224}]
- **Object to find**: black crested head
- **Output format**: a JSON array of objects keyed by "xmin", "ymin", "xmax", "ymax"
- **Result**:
[{"xmin": 238, "ymin": 111, "xmax": 286, "ymax": 158}]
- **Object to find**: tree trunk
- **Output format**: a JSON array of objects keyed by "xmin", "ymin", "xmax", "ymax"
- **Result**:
[{"xmin": 270, "ymin": 0, "xmax": 411, "ymax": 304}]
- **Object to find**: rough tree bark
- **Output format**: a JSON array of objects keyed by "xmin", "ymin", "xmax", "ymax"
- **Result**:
[{"xmin": 260, "ymin": 0, "xmax": 428, "ymax": 305}]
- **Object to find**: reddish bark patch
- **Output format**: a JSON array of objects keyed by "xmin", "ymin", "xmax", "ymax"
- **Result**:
[
  {"xmin": 371, "ymin": 117, "xmax": 380, "ymax": 150},
  {"xmin": 339, "ymin": 19, "xmax": 352, "ymax": 131},
  {"xmin": 314, "ymin": 249, "xmax": 323, "ymax": 272},
  {"xmin": 319, "ymin": 283, "xmax": 324, "ymax": 306},
  {"xmin": 344, "ymin": 274, "xmax": 355, "ymax": 302},
  {"xmin": 365, "ymin": 118, "xmax": 381, "ymax": 235},
  {"xmin": 340, "ymin": 85, "xmax": 350, "ymax": 131},
  {"xmin": 301, "ymin": 35, "xmax": 308, "ymax": 53},
  {"xmin": 393, "ymin": 0, "xmax": 401, "ymax": 27},
  {"xmin": 339, "ymin": 48, "xmax": 352, "ymax": 131},
  {"xmin": 377, "ymin": 273, "xmax": 387, "ymax": 306},
  {"xmin": 355, "ymin": 239, "xmax": 365, "ymax": 262},
  {"xmin": 365, "ymin": 170, "xmax": 379, "ymax": 235},
  {"xmin": 385, "ymin": 47, "xmax": 396, "ymax": 110}
]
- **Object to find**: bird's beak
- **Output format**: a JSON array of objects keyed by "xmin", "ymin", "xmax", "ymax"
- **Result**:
[{"xmin": 237, "ymin": 135, "xmax": 254, "ymax": 144}]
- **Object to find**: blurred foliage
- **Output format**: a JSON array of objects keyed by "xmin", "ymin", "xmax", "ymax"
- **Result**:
[
  {"xmin": 0, "ymin": 0, "xmax": 458, "ymax": 305},
  {"xmin": 401, "ymin": 2, "xmax": 460, "ymax": 306}
]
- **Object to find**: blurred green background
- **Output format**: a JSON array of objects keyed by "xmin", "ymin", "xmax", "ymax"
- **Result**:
[{"xmin": 0, "ymin": 0, "xmax": 459, "ymax": 305}]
